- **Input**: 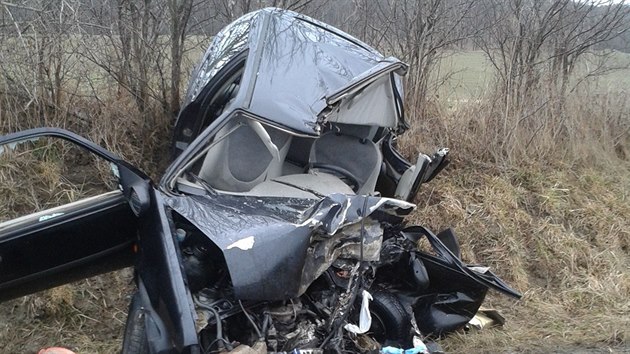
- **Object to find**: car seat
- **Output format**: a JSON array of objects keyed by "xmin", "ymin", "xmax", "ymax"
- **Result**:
[
  {"xmin": 199, "ymin": 118, "xmax": 292, "ymax": 192},
  {"xmin": 308, "ymin": 131, "xmax": 382, "ymax": 195}
]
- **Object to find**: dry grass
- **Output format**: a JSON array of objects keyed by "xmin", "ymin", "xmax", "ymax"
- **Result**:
[
  {"xmin": 398, "ymin": 83, "xmax": 630, "ymax": 352},
  {"xmin": 0, "ymin": 270, "xmax": 134, "ymax": 353},
  {"xmin": 402, "ymin": 86, "xmax": 629, "ymax": 169},
  {"xmin": 0, "ymin": 46, "xmax": 629, "ymax": 353}
]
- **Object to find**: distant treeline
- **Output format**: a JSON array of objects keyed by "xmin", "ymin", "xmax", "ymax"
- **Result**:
[
  {"xmin": 0, "ymin": 0, "xmax": 628, "ymax": 167},
  {"xmin": 1, "ymin": 0, "xmax": 628, "ymax": 52}
]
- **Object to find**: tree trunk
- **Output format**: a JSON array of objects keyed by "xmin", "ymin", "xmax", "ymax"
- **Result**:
[{"xmin": 169, "ymin": 0, "xmax": 193, "ymax": 117}]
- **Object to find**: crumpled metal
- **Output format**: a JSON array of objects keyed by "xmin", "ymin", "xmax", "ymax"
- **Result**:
[{"xmin": 167, "ymin": 193, "xmax": 413, "ymax": 301}]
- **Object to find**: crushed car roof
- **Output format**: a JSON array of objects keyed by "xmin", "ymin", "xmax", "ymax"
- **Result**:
[{"xmin": 184, "ymin": 7, "xmax": 408, "ymax": 135}]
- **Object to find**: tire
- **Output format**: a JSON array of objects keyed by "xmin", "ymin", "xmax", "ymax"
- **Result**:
[
  {"xmin": 121, "ymin": 292, "xmax": 149, "ymax": 354},
  {"xmin": 369, "ymin": 291, "xmax": 412, "ymax": 345}
]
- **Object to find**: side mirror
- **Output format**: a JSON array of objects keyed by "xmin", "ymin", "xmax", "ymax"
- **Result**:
[{"xmin": 422, "ymin": 148, "xmax": 449, "ymax": 183}]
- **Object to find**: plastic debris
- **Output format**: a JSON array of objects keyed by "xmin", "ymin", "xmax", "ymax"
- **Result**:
[
  {"xmin": 468, "ymin": 266, "xmax": 490, "ymax": 274},
  {"xmin": 381, "ymin": 345, "xmax": 428, "ymax": 354},
  {"xmin": 468, "ymin": 307, "xmax": 506, "ymax": 330},
  {"xmin": 412, "ymin": 336, "xmax": 429, "ymax": 353},
  {"xmin": 343, "ymin": 290, "xmax": 373, "ymax": 334},
  {"xmin": 380, "ymin": 337, "xmax": 429, "ymax": 354}
]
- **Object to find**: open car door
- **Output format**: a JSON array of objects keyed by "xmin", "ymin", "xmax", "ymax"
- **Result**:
[
  {"xmin": 0, "ymin": 128, "xmax": 150, "ymax": 301},
  {"xmin": 379, "ymin": 133, "xmax": 450, "ymax": 202},
  {"xmin": 0, "ymin": 128, "xmax": 200, "ymax": 353}
]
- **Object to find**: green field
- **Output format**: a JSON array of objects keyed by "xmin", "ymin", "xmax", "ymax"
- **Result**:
[{"xmin": 436, "ymin": 50, "xmax": 630, "ymax": 99}]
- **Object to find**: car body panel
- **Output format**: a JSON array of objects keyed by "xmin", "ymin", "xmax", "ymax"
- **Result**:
[
  {"xmin": 0, "ymin": 191, "xmax": 136, "ymax": 302},
  {"xmin": 0, "ymin": 128, "xmax": 141, "ymax": 302},
  {"xmin": 167, "ymin": 193, "xmax": 414, "ymax": 301},
  {"xmin": 136, "ymin": 189, "xmax": 200, "ymax": 353},
  {"xmin": 173, "ymin": 8, "xmax": 407, "ymax": 152},
  {"xmin": 242, "ymin": 9, "xmax": 404, "ymax": 133}
]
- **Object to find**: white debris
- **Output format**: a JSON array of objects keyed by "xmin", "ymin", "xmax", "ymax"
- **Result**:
[
  {"xmin": 227, "ymin": 236, "xmax": 255, "ymax": 250},
  {"xmin": 344, "ymin": 290, "xmax": 373, "ymax": 334}
]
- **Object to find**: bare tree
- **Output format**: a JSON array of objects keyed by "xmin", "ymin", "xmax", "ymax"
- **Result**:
[
  {"xmin": 472, "ymin": 0, "xmax": 630, "ymax": 160},
  {"xmin": 169, "ymin": 0, "xmax": 193, "ymax": 114},
  {"xmin": 77, "ymin": 0, "xmax": 199, "ymax": 117},
  {"xmin": 352, "ymin": 0, "xmax": 479, "ymax": 120},
  {"xmin": 477, "ymin": 0, "xmax": 628, "ymax": 103},
  {"xmin": 549, "ymin": 1, "xmax": 630, "ymax": 95},
  {"xmin": 0, "ymin": 0, "xmax": 85, "ymax": 129}
]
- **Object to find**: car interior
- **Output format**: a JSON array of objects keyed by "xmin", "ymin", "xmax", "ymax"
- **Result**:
[
  {"xmin": 176, "ymin": 116, "xmax": 386, "ymax": 199},
  {"xmin": 173, "ymin": 54, "xmax": 402, "ymax": 199}
]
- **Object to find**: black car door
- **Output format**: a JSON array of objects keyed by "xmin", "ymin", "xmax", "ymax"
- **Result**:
[
  {"xmin": 0, "ymin": 128, "xmax": 151, "ymax": 302},
  {"xmin": 0, "ymin": 128, "xmax": 201, "ymax": 353}
]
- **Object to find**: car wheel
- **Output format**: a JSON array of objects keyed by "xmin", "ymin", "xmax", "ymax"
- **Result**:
[
  {"xmin": 121, "ymin": 292, "xmax": 149, "ymax": 354},
  {"xmin": 369, "ymin": 291, "xmax": 412, "ymax": 345}
]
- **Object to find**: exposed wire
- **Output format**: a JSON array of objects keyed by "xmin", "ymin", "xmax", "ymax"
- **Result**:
[
  {"xmin": 360, "ymin": 195, "xmax": 370, "ymax": 273},
  {"xmin": 204, "ymin": 337, "xmax": 232, "ymax": 354},
  {"xmin": 239, "ymin": 300, "xmax": 263, "ymax": 340},
  {"xmin": 289, "ymin": 298, "xmax": 298, "ymax": 323},
  {"xmin": 195, "ymin": 301, "xmax": 233, "ymax": 351}
]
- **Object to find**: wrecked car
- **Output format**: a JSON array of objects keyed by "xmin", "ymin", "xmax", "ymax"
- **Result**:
[{"xmin": 0, "ymin": 8, "xmax": 520, "ymax": 354}]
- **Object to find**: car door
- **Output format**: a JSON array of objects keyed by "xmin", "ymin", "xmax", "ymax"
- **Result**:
[
  {"xmin": 379, "ymin": 133, "xmax": 450, "ymax": 202},
  {"xmin": 0, "ymin": 128, "xmax": 151, "ymax": 302}
]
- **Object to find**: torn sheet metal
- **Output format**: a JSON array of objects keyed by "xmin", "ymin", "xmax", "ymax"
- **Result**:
[
  {"xmin": 167, "ymin": 193, "xmax": 413, "ymax": 301},
  {"xmin": 300, "ymin": 193, "xmax": 414, "ymax": 235},
  {"xmin": 375, "ymin": 226, "xmax": 521, "ymax": 336}
]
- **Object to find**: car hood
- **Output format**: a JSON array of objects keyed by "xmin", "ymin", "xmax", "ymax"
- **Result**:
[
  {"xmin": 183, "ymin": 7, "xmax": 408, "ymax": 135},
  {"xmin": 166, "ymin": 193, "xmax": 414, "ymax": 300}
]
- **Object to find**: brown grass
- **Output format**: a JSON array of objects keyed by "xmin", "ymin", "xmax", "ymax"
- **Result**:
[
  {"xmin": 398, "ymin": 84, "xmax": 630, "ymax": 352},
  {"xmin": 402, "ymin": 86, "xmax": 630, "ymax": 169},
  {"xmin": 0, "ymin": 270, "xmax": 134, "ymax": 353},
  {"xmin": 0, "ymin": 51, "xmax": 629, "ymax": 353},
  {"xmin": 0, "ymin": 92, "xmax": 170, "ymax": 353}
]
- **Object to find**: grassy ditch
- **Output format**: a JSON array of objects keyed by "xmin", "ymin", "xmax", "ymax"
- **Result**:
[
  {"xmin": 1, "ymin": 162, "xmax": 627, "ymax": 353},
  {"xmin": 410, "ymin": 164, "xmax": 630, "ymax": 353},
  {"xmin": 0, "ymin": 50, "xmax": 628, "ymax": 353}
]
